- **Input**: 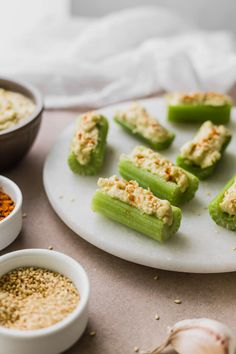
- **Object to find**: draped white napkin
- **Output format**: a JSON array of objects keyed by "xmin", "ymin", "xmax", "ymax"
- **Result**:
[{"xmin": 1, "ymin": 6, "xmax": 236, "ymax": 108}]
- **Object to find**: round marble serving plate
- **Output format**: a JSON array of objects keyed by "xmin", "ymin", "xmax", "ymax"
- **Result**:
[{"xmin": 43, "ymin": 98, "xmax": 236, "ymax": 273}]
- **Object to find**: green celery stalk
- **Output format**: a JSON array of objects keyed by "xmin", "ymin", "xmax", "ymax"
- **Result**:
[
  {"xmin": 92, "ymin": 190, "xmax": 182, "ymax": 242},
  {"xmin": 209, "ymin": 175, "xmax": 236, "ymax": 231},
  {"xmin": 168, "ymin": 104, "xmax": 232, "ymax": 125},
  {"xmin": 118, "ymin": 159, "xmax": 199, "ymax": 206},
  {"xmin": 114, "ymin": 116, "xmax": 175, "ymax": 150},
  {"xmin": 176, "ymin": 136, "xmax": 231, "ymax": 180},
  {"xmin": 68, "ymin": 116, "xmax": 109, "ymax": 175}
]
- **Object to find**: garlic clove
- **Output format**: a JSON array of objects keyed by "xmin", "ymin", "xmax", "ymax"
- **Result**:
[
  {"xmin": 172, "ymin": 318, "xmax": 236, "ymax": 354},
  {"xmin": 149, "ymin": 318, "xmax": 236, "ymax": 354}
]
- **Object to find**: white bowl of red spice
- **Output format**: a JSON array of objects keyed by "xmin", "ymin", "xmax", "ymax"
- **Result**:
[
  {"xmin": 0, "ymin": 249, "xmax": 90, "ymax": 354},
  {"xmin": 0, "ymin": 175, "xmax": 22, "ymax": 250}
]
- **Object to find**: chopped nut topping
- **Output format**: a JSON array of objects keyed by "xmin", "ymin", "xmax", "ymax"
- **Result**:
[
  {"xmin": 71, "ymin": 112, "xmax": 101, "ymax": 165},
  {"xmin": 122, "ymin": 146, "xmax": 189, "ymax": 192},
  {"xmin": 97, "ymin": 176, "xmax": 173, "ymax": 225},
  {"xmin": 180, "ymin": 121, "xmax": 230, "ymax": 168},
  {"xmin": 220, "ymin": 179, "xmax": 236, "ymax": 216},
  {"xmin": 0, "ymin": 267, "xmax": 80, "ymax": 330},
  {"xmin": 116, "ymin": 103, "xmax": 171, "ymax": 142},
  {"xmin": 168, "ymin": 92, "xmax": 232, "ymax": 107}
]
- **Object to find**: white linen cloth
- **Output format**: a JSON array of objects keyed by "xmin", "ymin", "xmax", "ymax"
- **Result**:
[{"xmin": 1, "ymin": 6, "xmax": 236, "ymax": 108}]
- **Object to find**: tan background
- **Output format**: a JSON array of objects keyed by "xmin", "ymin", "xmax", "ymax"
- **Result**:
[{"xmin": 1, "ymin": 103, "xmax": 236, "ymax": 354}]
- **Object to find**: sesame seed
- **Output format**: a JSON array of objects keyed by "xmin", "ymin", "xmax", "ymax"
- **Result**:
[
  {"xmin": 90, "ymin": 331, "xmax": 96, "ymax": 337},
  {"xmin": 174, "ymin": 299, "xmax": 182, "ymax": 304},
  {"xmin": 155, "ymin": 314, "xmax": 160, "ymax": 320},
  {"xmin": 134, "ymin": 346, "xmax": 139, "ymax": 352},
  {"xmin": 153, "ymin": 275, "xmax": 159, "ymax": 280},
  {"xmin": 22, "ymin": 213, "xmax": 27, "ymax": 218},
  {"xmin": 48, "ymin": 246, "xmax": 53, "ymax": 250},
  {"xmin": 233, "ymin": 247, "xmax": 236, "ymax": 251}
]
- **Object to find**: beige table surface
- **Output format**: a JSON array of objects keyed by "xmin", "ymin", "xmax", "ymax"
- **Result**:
[{"xmin": 1, "ymin": 106, "xmax": 236, "ymax": 354}]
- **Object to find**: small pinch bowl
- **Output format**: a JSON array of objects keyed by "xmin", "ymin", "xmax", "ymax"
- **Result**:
[
  {"xmin": 0, "ymin": 77, "xmax": 44, "ymax": 171},
  {"xmin": 0, "ymin": 249, "xmax": 90, "ymax": 354},
  {"xmin": 0, "ymin": 175, "xmax": 22, "ymax": 250}
]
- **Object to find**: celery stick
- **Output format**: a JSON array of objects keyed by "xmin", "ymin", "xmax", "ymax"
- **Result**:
[
  {"xmin": 92, "ymin": 190, "xmax": 182, "ymax": 242},
  {"xmin": 114, "ymin": 117, "xmax": 175, "ymax": 151},
  {"xmin": 119, "ymin": 159, "xmax": 198, "ymax": 206},
  {"xmin": 209, "ymin": 175, "xmax": 236, "ymax": 231},
  {"xmin": 68, "ymin": 115, "xmax": 108, "ymax": 175},
  {"xmin": 168, "ymin": 104, "xmax": 232, "ymax": 125},
  {"xmin": 176, "ymin": 135, "xmax": 231, "ymax": 180}
]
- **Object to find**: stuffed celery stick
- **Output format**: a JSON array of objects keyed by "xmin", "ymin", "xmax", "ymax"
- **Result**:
[
  {"xmin": 209, "ymin": 175, "xmax": 236, "ymax": 231},
  {"xmin": 176, "ymin": 121, "xmax": 231, "ymax": 179},
  {"xmin": 167, "ymin": 92, "xmax": 232, "ymax": 124},
  {"xmin": 68, "ymin": 111, "xmax": 109, "ymax": 175},
  {"xmin": 114, "ymin": 103, "xmax": 175, "ymax": 150},
  {"xmin": 119, "ymin": 146, "xmax": 199, "ymax": 206},
  {"xmin": 92, "ymin": 176, "xmax": 182, "ymax": 242}
]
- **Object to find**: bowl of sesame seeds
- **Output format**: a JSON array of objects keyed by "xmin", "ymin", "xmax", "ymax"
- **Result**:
[
  {"xmin": 0, "ymin": 249, "xmax": 90, "ymax": 354},
  {"xmin": 0, "ymin": 175, "xmax": 22, "ymax": 250}
]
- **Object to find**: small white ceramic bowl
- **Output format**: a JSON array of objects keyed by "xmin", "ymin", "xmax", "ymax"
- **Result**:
[
  {"xmin": 0, "ymin": 249, "xmax": 90, "ymax": 354},
  {"xmin": 0, "ymin": 175, "xmax": 22, "ymax": 250}
]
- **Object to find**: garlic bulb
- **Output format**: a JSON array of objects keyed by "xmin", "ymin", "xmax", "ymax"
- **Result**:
[{"xmin": 148, "ymin": 318, "xmax": 236, "ymax": 354}]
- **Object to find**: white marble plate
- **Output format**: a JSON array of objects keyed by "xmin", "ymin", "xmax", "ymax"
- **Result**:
[{"xmin": 43, "ymin": 98, "xmax": 236, "ymax": 273}]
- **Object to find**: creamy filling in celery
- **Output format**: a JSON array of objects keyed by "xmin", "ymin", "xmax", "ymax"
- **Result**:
[
  {"xmin": 220, "ymin": 179, "xmax": 236, "ymax": 216},
  {"xmin": 116, "ymin": 103, "xmax": 171, "ymax": 142},
  {"xmin": 167, "ymin": 92, "xmax": 232, "ymax": 107},
  {"xmin": 122, "ymin": 146, "xmax": 189, "ymax": 192},
  {"xmin": 97, "ymin": 176, "xmax": 173, "ymax": 225},
  {"xmin": 180, "ymin": 121, "xmax": 230, "ymax": 169},
  {"xmin": 0, "ymin": 88, "xmax": 35, "ymax": 131},
  {"xmin": 70, "ymin": 112, "xmax": 101, "ymax": 165}
]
